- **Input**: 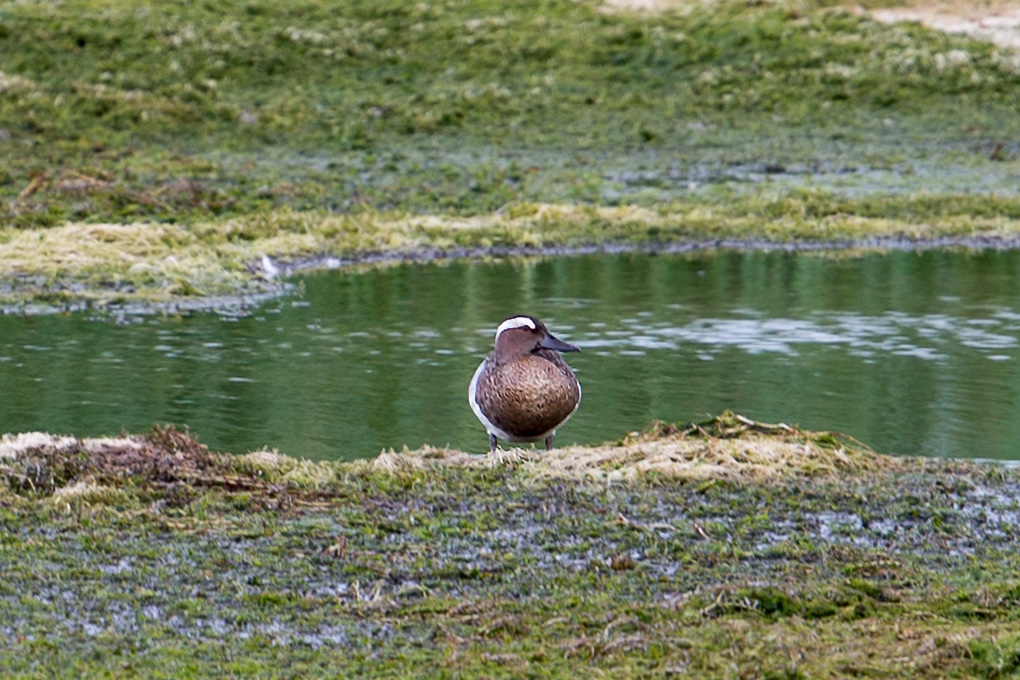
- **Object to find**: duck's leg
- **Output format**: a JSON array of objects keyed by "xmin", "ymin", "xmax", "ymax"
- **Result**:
[
  {"xmin": 544, "ymin": 434, "xmax": 554, "ymax": 451},
  {"xmin": 488, "ymin": 434, "xmax": 529, "ymax": 466}
]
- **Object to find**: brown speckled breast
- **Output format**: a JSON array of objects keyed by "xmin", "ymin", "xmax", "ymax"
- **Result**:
[{"xmin": 476, "ymin": 349, "xmax": 580, "ymax": 440}]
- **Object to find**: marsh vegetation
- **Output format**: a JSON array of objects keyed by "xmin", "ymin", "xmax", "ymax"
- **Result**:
[{"xmin": 3, "ymin": 0, "xmax": 1020, "ymax": 676}]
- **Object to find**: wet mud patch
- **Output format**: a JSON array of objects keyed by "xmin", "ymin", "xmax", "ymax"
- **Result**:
[{"xmin": 2, "ymin": 414, "xmax": 1020, "ymax": 677}]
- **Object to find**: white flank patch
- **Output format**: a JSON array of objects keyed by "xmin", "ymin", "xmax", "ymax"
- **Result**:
[
  {"xmin": 468, "ymin": 360, "xmax": 510, "ymax": 441},
  {"xmin": 495, "ymin": 316, "xmax": 536, "ymax": 340}
]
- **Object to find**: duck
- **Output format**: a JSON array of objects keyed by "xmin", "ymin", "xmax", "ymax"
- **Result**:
[{"xmin": 468, "ymin": 315, "xmax": 581, "ymax": 457}]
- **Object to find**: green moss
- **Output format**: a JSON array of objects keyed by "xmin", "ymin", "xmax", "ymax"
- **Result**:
[{"xmin": 968, "ymin": 635, "xmax": 1020, "ymax": 677}]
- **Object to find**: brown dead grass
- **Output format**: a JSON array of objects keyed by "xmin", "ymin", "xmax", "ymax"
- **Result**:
[
  {"xmin": 0, "ymin": 426, "xmax": 250, "ymax": 498},
  {"xmin": 0, "ymin": 414, "xmax": 931, "ymax": 504}
]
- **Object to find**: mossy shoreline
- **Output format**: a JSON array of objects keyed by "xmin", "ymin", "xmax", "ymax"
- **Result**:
[
  {"xmin": 7, "ymin": 200, "xmax": 1020, "ymax": 314},
  {"xmin": 2, "ymin": 414, "xmax": 1019, "ymax": 678}
]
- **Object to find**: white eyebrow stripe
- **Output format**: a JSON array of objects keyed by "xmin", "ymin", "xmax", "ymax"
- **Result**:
[{"xmin": 495, "ymin": 316, "xmax": 536, "ymax": 339}]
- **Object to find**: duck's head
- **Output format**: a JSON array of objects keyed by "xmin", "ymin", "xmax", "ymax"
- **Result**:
[{"xmin": 493, "ymin": 315, "xmax": 580, "ymax": 358}]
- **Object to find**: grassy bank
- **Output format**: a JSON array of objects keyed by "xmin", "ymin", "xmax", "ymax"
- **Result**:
[
  {"xmin": 2, "ymin": 0, "xmax": 1020, "ymax": 306},
  {"xmin": 2, "ymin": 414, "xmax": 1019, "ymax": 678}
]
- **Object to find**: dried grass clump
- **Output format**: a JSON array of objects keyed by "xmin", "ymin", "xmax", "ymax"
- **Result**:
[
  {"xmin": 538, "ymin": 412, "xmax": 895, "ymax": 482},
  {"xmin": 368, "ymin": 413, "xmax": 900, "ymax": 482},
  {"xmin": 234, "ymin": 448, "xmax": 340, "ymax": 489},
  {"xmin": 51, "ymin": 480, "xmax": 128, "ymax": 508},
  {"xmin": 0, "ymin": 426, "xmax": 235, "ymax": 498},
  {"xmin": 0, "ymin": 432, "xmax": 83, "ymax": 460},
  {"xmin": 0, "ymin": 431, "xmax": 142, "ymax": 495},
  {"xmin": 369, "ymin": 445, "xmax": 487, "ymax": 473}
]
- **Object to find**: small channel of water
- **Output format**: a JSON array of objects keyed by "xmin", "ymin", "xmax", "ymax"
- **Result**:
[{"xmin": 3, "ymin": 249, "xmax": 1020, "ymax": 462}]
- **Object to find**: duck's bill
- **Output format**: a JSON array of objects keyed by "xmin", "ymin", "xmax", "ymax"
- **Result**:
[{"xmin": 540, "ymin": 334, "xmax": 581, "ymax": 353}]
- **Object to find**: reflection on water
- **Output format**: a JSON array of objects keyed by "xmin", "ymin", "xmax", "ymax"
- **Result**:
[{"xmin": 2, "ymin": 249, "xmax": 1020, "ymax": 462}]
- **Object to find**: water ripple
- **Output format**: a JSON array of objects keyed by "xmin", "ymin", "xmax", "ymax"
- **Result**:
[{"xmin": 580, "ymin": 310, "xmax": 1018, "ymax": 361}]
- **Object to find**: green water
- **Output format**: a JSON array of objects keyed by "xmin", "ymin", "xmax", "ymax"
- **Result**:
[{"xmin": 3, "ymin": 250, "xmax": 1020, "ymax": 462}]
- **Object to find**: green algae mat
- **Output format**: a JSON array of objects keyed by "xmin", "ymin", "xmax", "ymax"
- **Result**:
[{"xmin": 2, "ymin": 415, "xmax": 1020, "ymax": 678}]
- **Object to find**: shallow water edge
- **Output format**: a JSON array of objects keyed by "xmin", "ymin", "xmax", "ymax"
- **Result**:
[{"xmin": 11, "ymin": 234, "xmax": 1020, "ymax": 318}]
